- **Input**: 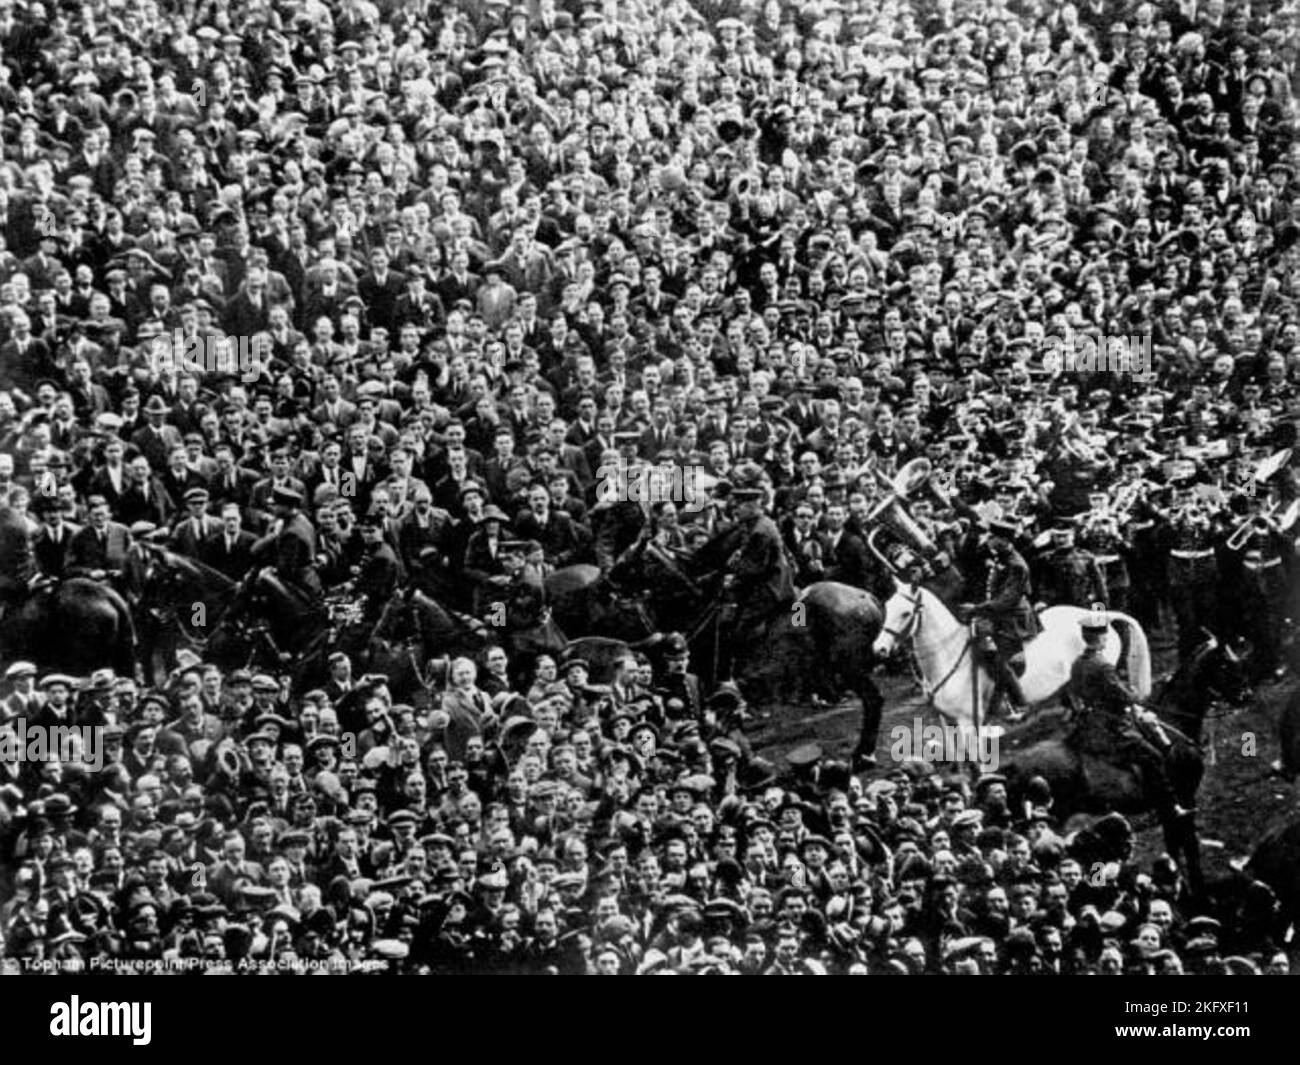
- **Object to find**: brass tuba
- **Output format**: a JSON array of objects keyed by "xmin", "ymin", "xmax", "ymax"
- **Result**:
[{"xmin": 865, "ymin": 457, "xmax": 938, "ymax": 568}]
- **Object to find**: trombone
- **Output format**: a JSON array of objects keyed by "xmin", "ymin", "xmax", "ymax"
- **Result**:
[{"xmin": 1224, "ymin": 500, "xmax": 1297, "ymax": 550}]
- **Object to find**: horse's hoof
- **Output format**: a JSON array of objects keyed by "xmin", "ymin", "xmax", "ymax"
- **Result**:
[{"xmin": 851, "ymin": 752, "xmax": 878, "ymax": 771}]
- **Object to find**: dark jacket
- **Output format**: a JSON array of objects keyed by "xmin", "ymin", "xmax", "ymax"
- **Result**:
[
  {"xmin": 974, "ymin": 550, "xmax": 1037, "ymax": 642},
  {"xmin": 729, "ymin": 515, "xmax": 796, "ymax": 606}
]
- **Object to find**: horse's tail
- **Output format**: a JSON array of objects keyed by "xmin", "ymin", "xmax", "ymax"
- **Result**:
[{"xmin": 1109, "ymin": 611, "xmax": 1152, "ymax": 699}]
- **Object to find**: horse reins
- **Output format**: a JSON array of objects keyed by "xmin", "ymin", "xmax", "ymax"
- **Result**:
[{"xmin": 886, "ymin": 590, "xmax": 973, "ymax": 704}]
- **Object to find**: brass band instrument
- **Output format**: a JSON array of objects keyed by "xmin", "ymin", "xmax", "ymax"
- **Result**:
[{"xmin": 1226, "ymin": 501, "xmax": 1280, "ymax": 550}]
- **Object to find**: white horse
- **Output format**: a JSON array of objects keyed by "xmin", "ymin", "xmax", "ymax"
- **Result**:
[{"xmin": 871, "ymin": 583, "xmax": 1151, "ymax": 731}]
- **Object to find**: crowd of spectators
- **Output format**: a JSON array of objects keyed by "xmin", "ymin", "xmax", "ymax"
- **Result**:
[{"xmin": 0, "ymin": 0, "xmax": 1299, "ymax": 972}]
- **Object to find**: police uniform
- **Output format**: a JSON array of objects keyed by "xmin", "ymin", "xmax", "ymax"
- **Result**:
[
  {"xmin": 725, "ymin": 490, "xmax": 795, "ymax": 641},
  {"xmin": 1068, "ymin": 616, "xmax": 1179, "ymax": 816},
  {"xmin": 355, "ymin": 518, "xmax": 402, "ymax": 624},
  {"xmin": 491, "ymin": 545, "xmax": 563, "ymax": 658},
  {"xmin": 971, "ymin": 521, "xmax": 1036, "ymax": 713}
]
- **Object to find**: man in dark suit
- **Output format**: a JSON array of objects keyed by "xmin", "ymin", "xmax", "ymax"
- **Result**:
[
  {"xmin": 115, "ymin": 455, "xmax": 174, "ymax": 528},
  {"xmin": 340, "ymin": 425, "xmax": 384, "ymax": 515},
  {"xmin": 208, "ymin": 444, "xmax": 260, "ymax": 513},
  {"xmin": 87, "ymin": 436, "xmax": 131, "ymax": 512},
  {"xmin": 356, "ymin": 246, "xmax": 406, "ymax": 328},
  {"xmin": 222, "ymin": 268, "xmax": 274, "ymax": 337},
  {"xmin": 130, "ymin": 395, "xmax": 184, "ymax": 472},
  {"xmin": 396, "ymin": 487, "xmax": 455, "ymax": 575},
  {"xmin": 201, "ymin": 502, "xmax": 257, "ymax": 580},
  {"xmin": 782, "ymin": 502, "xmax": 825, "ymax": 588},
  {"xmin": 169, "ymin": 487, "xmax": 223, "ymax": 559},
  {"xmin": 514, "ymin": 485, "xmax": 584, "ymax": 567},
  {"xmin": 636, "ymin": 401, "xmax": 676, "ymax": 460},
  {"xmin": 393, "ymin": 270, "xmax": 445, "ymax": 330},
  {"xmin": 310, "ymin": 376, "xmax": 358, "ymax": 431},
  {"xmin": 66, "ymin": 495, "xmax": 132, "ymax": 580},
  {"xmin": 247, "ymin": 449, "xmax": 308, "ymax": 532},
  {"xmin": 436, "ymin": 248, "xmax": 479, "ymax": 309},
  {"xmin": 32, "ymin": 496, "xmax": 78, "ymax": 580},
  {"xmin": 158, "ymin": 446, "xmax": 207, "ymax": 514},
  {"xmin": 819, "ymin": 502, "xmax": 876, "ymax": 591}
]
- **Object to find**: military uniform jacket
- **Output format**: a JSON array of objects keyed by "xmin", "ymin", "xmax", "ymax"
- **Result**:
[
  {"xmin": 1069, "ymin": 651, "xmax": 1138, "ymax": 720},
  {"xmin": 1042, "ymin": 547, "xmax": 1108, "ymax": 607},
  {"xmin": 975, "ymin": 550, "xmax": 1036, "ymax": 640},
  {"xmin": 267, "ymin": 513, "xmax": 321, "ymax": 595},
  {"xmin": 355, "ymin": 543, "xmax": 401, "ymax": 613}
]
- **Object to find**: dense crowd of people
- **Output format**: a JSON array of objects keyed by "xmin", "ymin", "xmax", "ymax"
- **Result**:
[{"xmin": 0, "ymin": 0, "xmax": 1299, "ymax": 972}]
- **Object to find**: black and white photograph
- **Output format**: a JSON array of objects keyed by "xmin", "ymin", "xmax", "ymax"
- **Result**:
[{"xmin": 0, "ymin": 0, "xmax": 1297, "ymax": 1015}]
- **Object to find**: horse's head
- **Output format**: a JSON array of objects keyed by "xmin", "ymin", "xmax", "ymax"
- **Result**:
[
  {"xmin": 128, "ymin": 541, "xmax": 182, "ymax": 606},
  {"xmin": 872, "ymin": 581, "xmax": 920, "ymax": 659}
]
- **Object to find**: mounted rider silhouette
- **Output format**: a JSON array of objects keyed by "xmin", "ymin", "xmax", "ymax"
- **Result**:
[
  {"xmin": 962, "ymin": 519, "xmax": 1035, "ymax": 722},
  {"xmin": 1067, "ymin": 612, "xmax": 1189, "ymax": 821},
  {"xmin": 240, "ymin": 484, "xmax": 322, "ymax": 632},
  {"xmin": 718, "ymin": 486, "xmax": 795, "ymax": 679}
]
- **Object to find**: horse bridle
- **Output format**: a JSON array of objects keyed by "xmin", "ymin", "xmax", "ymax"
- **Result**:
[
  {"xmin": 881, "ymin": 587, "xmax": 924, "ymax": 646},
  {"xmin": 882, "ymin": 587, "xmax": 973, "ymax": 703}
]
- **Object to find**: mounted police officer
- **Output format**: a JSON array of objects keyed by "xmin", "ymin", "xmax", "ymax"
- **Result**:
[
  {"xmin": 966, "ymin": 519, "xmax": 1035, "ymax": 721},
  {"xmin": 1068, "ymin": 613, "xmax": 1188, "ymax": 820},
  {"xmin": 253, "ymin": 484, "xmax": 322, "ymax": 602},
  {"xmin": 720, "ymin": 486, "xmax": 795, "ymax": 678},
  {"xmin": 487, "ymin": 539, "xmax": 560, "ymax": 660},
  {"xmin": 353, "ymin": 508, "xmax": 401, "ymax": 626}
]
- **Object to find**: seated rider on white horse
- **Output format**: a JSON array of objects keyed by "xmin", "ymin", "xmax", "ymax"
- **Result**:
[{"xmin": 964, "ymin": 520, "xmax": 1038, "ymax": 722}]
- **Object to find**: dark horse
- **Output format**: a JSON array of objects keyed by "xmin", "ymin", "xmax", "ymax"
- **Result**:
[
  {"xmin": 0, "ymin": 578, "xmax": 137, "ymax": 677},
  {"xmin": 125, "ymin": 543, "xmax": 249, "ymax": 683},
  {"xmin": 127, "ymin": 547, "xmax": 403, "ymax": 694},
  {"xmin": 1001, "ymin": 635, "xmax": 1251, "ymax": 894},
  {"xmin": 608, "ymin": 532, "xmax": 889, "ymax": 762},
  {"xmin": 0, "ymin": 504, "xmax": 136, "ymax": 677},
  {"xmin": 544, "ymin": 563, "xmax": 656, "ymax": 641}
]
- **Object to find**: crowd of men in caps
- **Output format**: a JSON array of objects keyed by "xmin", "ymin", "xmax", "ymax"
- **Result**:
[{"xmin": 0, "ymin": 0, "xmax": 1298, "ymax": 974}]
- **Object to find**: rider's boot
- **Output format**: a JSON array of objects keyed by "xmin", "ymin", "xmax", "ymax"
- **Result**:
[
  {"xmin": 988, "ymin": 656, "xmax": 1026, "ymax": 722},
  {"xmin": 1133, "ymin": 753, "xmax": 1193, "ymax": 820}
]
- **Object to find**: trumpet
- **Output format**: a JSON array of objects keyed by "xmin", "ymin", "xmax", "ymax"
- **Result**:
[
  {"xmin": 1110, "ymin": 481, "xmax": 1147, "ymax": 522},
  {"xmin": 1159, "ymin": 499, "xmax": 1210, "ymax": 526},
  {"xmin": 1225, "ymin": 502, "xmax": 1278, "ymax": 550}
]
